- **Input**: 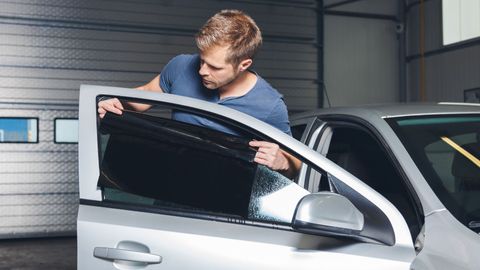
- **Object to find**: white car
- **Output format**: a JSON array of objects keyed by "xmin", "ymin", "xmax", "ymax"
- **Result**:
[{"xmin": 77, "ymin": 85, "xmax": 479, "ymax": 269}]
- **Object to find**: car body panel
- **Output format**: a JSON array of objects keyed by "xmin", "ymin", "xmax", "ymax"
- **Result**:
[
  {"xmin": 78, "ymin": 85, "xmax": 416, "ymax": 269},
  {"xmin": 412, "ymin": 210, "xmax": 480, "ymax": 270},
  {"xmin": 78, "ymin": 205, "xmax": 414, "ymax": 270},
  {"xmin": 291, "ymin": 104, "xmax": 480, "ymax": 270}
]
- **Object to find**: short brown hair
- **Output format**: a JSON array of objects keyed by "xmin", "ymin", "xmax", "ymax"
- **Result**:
[{"xmin": 195, "ymin": 10, "xmax": 262, "ymax": 66}]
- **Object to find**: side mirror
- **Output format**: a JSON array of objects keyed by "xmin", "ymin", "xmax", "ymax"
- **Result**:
[{"xmin": 292, "ymin": 192, "xmax": 364, "ymax": 236}]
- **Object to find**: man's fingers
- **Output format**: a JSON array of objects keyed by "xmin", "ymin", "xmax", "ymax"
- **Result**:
[
  {"xmin": 253, "ymin": 156, "xmax": 270, "ymax": 166},
  {"xmin": 98, "ymin": 98, "xmax": 124, "ymax": 116},
  {"xmin": 254, "ymin": 152, "xmax": 271, "ymax": 160},
  {"xmin": 249, "ymin": 140, "xmax": 277, "ymax": 149},
  {"xmin": 105, "ymin": 103, "xmax": 123, "ymax": 115}
]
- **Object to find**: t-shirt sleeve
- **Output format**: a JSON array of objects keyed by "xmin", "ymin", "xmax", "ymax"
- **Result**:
[
  {"xmin": 267, "ymin": 98, "xmax": 292, "ymax": 136},
  {"xmin": 159, "ymin": 55, "xmax": 189, "ymax": 94}
]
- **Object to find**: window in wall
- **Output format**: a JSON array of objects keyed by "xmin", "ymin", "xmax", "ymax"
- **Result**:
[
  {"xmin": 0, "ymin": 118, "xmax": 38, "ymax": 143},
  {"xmin": 54, "ymin": 118, "xmax": 78, "ymax": 143},
  {"xmin": 442, "ymin": 0, "xmax": 480, "ymax": 45}
]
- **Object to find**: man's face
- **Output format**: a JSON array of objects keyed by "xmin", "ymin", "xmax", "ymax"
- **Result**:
[{"xmin": 198, "ymin": 45, "xmax": 239, "ymax": 90}]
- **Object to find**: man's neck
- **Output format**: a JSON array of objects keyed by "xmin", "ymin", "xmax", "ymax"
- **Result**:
[{"xmin": 219, "ymin": 71, "xmax": 257, "ymax": 99}]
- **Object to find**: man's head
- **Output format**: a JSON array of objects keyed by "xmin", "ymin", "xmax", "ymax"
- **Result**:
[
  {"xmin": 196, "ymin": 9, "xmax": 262, "ymax": 66},
  {"xmin": 195, "ymin": 10, "xmax": 262, "ymax": 90}
]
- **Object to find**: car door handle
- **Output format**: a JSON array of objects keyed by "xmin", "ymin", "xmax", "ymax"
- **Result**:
[{"xmin": 94, "ymin": 247, "xmax": 162, "ymax": 264}]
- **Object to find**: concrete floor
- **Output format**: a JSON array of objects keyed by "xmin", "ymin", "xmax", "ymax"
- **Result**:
[{"xmin": 0, "ymin": 237, "xmax": 76, "ymax": 270}]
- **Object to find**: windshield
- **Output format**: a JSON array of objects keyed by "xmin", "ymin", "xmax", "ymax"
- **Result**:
[{"xmin": 388, "ymin": 114, "xmax": 480, "ymax": 233}]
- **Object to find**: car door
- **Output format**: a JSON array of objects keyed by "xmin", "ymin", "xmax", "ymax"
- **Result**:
[
  {"xmin": 300, "ymin": 117, "xmax": 424, "ymax": 243},
  {"xmin": 78, "ymin": 85, "xmax": 416, "ymax": 270}
]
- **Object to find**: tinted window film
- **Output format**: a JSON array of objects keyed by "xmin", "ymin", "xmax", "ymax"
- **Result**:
[
  {"xmin": 97, "ymin": 98, "xmax": 308, "ymax": 224},
  {"xmin": 0, "ymin": 118, "xmax": 38, "ymax": 143},
  {"xmin": 55, "ymin": 119, "xmax": 78, "ymax": 143}
]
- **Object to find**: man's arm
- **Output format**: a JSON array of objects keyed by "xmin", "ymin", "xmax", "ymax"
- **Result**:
[
  {"xmin": 249, "ymin": 140, "xmax": 302, "ymax": 179},
  {"xmin": 98, "ymin": 75, "xmax": 163, "ymax": 118}
]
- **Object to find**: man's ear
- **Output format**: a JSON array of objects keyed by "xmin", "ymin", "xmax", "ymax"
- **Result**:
[{"xmin": 238, "ymin": 59, "xmax": 253, "ymax": 72}]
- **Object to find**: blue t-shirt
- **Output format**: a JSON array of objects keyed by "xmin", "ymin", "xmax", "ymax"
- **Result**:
[{"xmin": 159, "ymin": 54, "xmax": 291, "ymax": 135}]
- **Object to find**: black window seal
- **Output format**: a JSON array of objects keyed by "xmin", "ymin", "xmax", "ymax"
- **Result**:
[
  {"xmin": 54, "ymin": 117, "xmax": 79, "ymax": 144},
  {"xmin": 80, "ymin": 198, "xmax": 296, "ymax": 232},
  {"xmin": 0, "ymin": 117, "xmax": 39, "ymax": 144}
]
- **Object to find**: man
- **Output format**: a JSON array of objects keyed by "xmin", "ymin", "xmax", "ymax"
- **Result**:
[{"xmin": 98, "ymin": 9, "xmax": 300, "ymax": 178}]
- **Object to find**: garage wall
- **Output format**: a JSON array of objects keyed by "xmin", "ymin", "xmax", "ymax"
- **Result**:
[
  {"xmin": 0, "ymin": 0, "xmax": 319, "ymax": 112},
  {"xmin": 0, "ymin": 102, "xmax": 78, "ymax": 238},
  {"xmin": 323, "ymin": 0, "xmax": 401, "ymax": 107},
  {"xmin": 406, "ymin": 0, "xmax": 480, "ymax": 102},
  {"xmin": 0, "ymin": 0, "xmax": 318, "ymax": 238}
]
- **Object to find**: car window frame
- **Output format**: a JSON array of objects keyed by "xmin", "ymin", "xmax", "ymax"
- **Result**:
[
  {"xmin": 94, "ymin": 95, "xmax": 315, "ymax": 231},
  {"xmin": 79, "ymin": 85, "xmax": 416, "ymax": 248},
  {"xmin": 309, "ymin": 116, "xmax": 425, "ymax": 238}
]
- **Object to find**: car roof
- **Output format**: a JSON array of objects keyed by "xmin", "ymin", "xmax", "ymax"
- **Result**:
[{"xmin": 293, "ymin": 102, "xmax": 480, "ymax": 120}]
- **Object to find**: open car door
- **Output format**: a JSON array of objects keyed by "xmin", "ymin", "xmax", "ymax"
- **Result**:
[{"xmin": 77, "ymin": 85, "xmax": 416, "ymax": 270}]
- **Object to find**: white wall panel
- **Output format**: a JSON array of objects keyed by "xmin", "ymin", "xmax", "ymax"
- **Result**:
[
  {"xmin": 325, "ymin": 15, "xmax": 399, "ymax": 106},
  {"xmin": 406, "ymin": 0, "xmax": 480, "ymax": 102}
]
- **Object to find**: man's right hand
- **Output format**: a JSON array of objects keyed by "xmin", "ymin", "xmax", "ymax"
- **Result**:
[{"xmin": 98, "ymin": 98, "xmax": 124, "ymax": 119}]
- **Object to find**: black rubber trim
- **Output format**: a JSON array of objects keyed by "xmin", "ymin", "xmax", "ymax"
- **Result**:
[{"xmin": 80, "ymin": 198, "xmax": 293, "ymax": 231}]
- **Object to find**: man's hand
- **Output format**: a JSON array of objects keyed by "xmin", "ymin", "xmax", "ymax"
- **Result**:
[
  {"xmin": 98, "ymin": 98, "xmax": 124, "ymax": 119},
  {"xmin": 249, "ymin": 140, "xmax": 289, "ymax": 172}
]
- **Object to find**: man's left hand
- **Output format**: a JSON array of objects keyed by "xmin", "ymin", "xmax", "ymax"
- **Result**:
[{"xmin": 249, "ymin": 140, "xmax": 289, "ymax": 172}]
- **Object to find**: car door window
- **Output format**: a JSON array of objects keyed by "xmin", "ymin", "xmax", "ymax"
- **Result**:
[
  {"xmin": 97, "ymin": 96, "xmax": 309, "ymax": 225},
  {"xmin": 319, "ymin": 124, "xmax": 422, "ymax": 240}
]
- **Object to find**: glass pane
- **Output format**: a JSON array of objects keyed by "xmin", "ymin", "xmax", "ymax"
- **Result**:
[
  {"xmin": 389, "ymin": 115, "xmax": 480, "ymax": 233},
  {"xmin": 55, "ymin": 119, "xmax": 79, "ymax": 143},
  {"xmin": 0, "ymin": 118, "xmax": 38, "ymax": 143},
  {"xmin": 97, "ymin": 97, "xmax": 310, "ymax": 224},
  {"xmin": 291, "ymin": 124, "xmax": 307, "ymax": 141},
  {"xmin": 442, "ymin": 0, "xmax": 480, "ymax": 45}
]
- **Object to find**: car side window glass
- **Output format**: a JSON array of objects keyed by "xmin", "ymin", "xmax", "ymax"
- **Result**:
[
  {"xmin": 323, "ymin": 125, "xmax": 421, "ymax": 240},
  {"xmin": 291, "ymin": 124, "xmax": 307, "ymax": 141},
  {"xmin": 97, "ymin": 97, "xmax": 309, "ymax": 225}
]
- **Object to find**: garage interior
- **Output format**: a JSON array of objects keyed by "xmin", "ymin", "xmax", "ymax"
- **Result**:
[{"xmin": 0, "ymin": 0, "xmax": 479, "ymax": 269}]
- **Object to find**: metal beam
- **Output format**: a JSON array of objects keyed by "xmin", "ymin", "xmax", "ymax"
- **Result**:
[
  {"xmin": 406, "ymin": 0, "xmax": 434, "ymax": 12},
  {"xmin": 324, "ymin": 0, "xmax": 365, "ymax": 10},
  {"xmin": 406, "ymin": 38, "xmax": 480, "ymax": 62},
  {"xmin": 398, "ymin": 0, "xmax": 407, "ymax": 102},
  {"xmin": 324, "ymin": 10, "xmax": 398, "ymax": 22},
  {"xmin": 317, "ymin": 0, "xmax": 325, "ymax": 108}
]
